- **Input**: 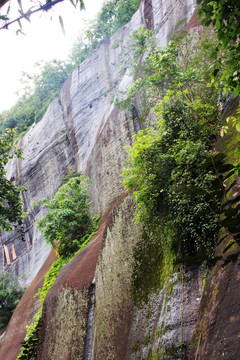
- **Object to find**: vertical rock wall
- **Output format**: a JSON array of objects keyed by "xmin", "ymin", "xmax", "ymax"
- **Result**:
[
  {"xmin": 92, "ymin": 195, "xmax": 141, "ymax": 360},
  {"xmin": 0, "ymin": 1, "xmax": 202, "ymax": 359}
]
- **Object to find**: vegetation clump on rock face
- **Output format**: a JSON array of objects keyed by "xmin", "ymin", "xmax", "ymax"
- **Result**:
[
  {"xmin": 119, "ymin": 26, "xmax": 239, "ymax": 304},
  {"xmin": 197, "ymin": 0, "xmax": 240, "ymax": 97},
  {"xmin": 37, "ymin": 175, "xmax": 99, "ymax": 258}
]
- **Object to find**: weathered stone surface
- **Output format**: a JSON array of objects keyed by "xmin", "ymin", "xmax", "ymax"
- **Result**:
[
  {"xmin": 189, "ymin": 245, "xmax": 240, "ymax": 360},
  {"xmin": 0, "ymin": 1, "xmax": 202, "ymax": 359},
  {"xmin": 127, "ymin": 269, "xmax": 203, "ymax": 359},
  {"xmin": 189, "ymin": 102, "xmax": 240, "ymax": 360},
  {"xmin": 37, "ymin": 234, "xmax": 102, "ymax": 360},
  {"xmin": 37, "ymin": 192, "xmax": 129, "ymax": 360},
  {"xmin": 92, "ymin": 194, "xmax": 141, "ymax": 360},
  {"xmin": 0, "ymin": 99, "xmax": 75, "ymax": 285}
]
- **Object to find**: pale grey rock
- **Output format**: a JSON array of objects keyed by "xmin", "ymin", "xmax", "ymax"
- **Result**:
[{"xmin": 126, "ymin": 268, "xmax": 203, "ymax": 359}]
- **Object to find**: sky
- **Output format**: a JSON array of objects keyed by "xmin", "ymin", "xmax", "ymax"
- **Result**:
[{"xmin": 0, "ymin": 0, "xmax": 104, "ymax": 112}]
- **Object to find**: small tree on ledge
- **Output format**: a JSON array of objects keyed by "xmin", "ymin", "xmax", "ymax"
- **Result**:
[{"xmin": 37, "ymin": 175, "xmax": 96, "ymax": 258}]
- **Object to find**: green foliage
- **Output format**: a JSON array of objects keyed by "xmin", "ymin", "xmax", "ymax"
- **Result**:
[
  {"xmin": 17, "ymin": 256, "xmax": 67, "ymax": 360},
  {"xmin": 123, "ymin": 100, "xmax": 224, "ymax": 258},
  {"xmin": 119, "ymin": 27, "xmax": 236, "ymax": 302},
  {"xmin": 37, "ymin": 175, "xmax": 97, "ymax": 258},
  {"xmin": 60, "ymin": 166, "xmax": 82, "ymax": 186},
  {"xmin": 0, "ymin": 271, "xmax": 25, "ymax": 328},
  {"xmin": 0, "ymin": 60, "xmax": 72, "ymax": 136},
  {"xmin": 116, "ymin": 27, "xmax": 227, "ymax": 115},
  {"xmin": 23, "ymin": 60, "xmax": 72, "ymax": 121},
  {"xmin": 17, "ymin": 311, "xmax": 41, "ymax": 360},
  {"xmin": 34, "ymin": 257, "xmax": 69, "ymax": 304},
  {"xmin": 197, "ymin": 0, "xmax": 240, "ymax": 96},
  {"xmin": 0, "ymin": 129, "xmax": 25, "ymax": 231},
  {"xmin": 197, "ymin": 0, "xmax": 240, "ymax": 47},
  {"xmin": 93, "ymin": 0, "xmax": 141, "ymax": 44}
]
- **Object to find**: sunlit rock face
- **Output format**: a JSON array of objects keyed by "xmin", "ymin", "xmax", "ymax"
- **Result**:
[{"xmin": 0, "ymin": 0, "xmax": 197, "ymax": 286}]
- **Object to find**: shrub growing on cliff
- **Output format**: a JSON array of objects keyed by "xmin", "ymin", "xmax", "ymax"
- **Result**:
[
  {"xmin": 37, "ymin": 175, "xmax": 97, "ymax": 258},
  {"xmin": 119, "ymin": 27, "xmax": 234, "ymax": 303},
  {"xmin": 123, "ymin": 99, "xmax": 225, "ymax": 257},
  {"xmin": 0, "ymin": 271, "xmax": 25, "ymax": 328}
]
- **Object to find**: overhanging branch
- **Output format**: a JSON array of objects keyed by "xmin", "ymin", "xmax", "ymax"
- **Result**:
[
  {"xmin": 0, "ymin": 0, "xmax": 65, "ymax": 30},
  {"xmin": 0, "ymin": 0, "xmax": 85, "ymax": 31}
]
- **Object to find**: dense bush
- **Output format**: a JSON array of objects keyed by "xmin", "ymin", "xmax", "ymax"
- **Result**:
[
  {"xmin": 120, "ymin": 26, "xmax": 235, "ymax": 264},
  {"xmin": 37, "ymin": 175, "xmax": 98, "ymax": 258},
  {"xmin": 119, "ymin": 26, "xmax": 238, "ymax": 303},
  {"xmin": 123, "ymin": 100, "xmax": 225, "ymax": 258},
  {"xmin": 197, "ymin": 0, "xmax": 240, "ymax": 97}
]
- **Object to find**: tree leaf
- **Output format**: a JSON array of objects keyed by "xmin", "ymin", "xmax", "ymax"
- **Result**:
[{"xmin": 234, "ymin": 85, "xmax": 240, "ymax": 97}]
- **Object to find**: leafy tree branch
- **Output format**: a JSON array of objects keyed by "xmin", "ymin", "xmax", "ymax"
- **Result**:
[{"xmin": 0, "ymin": 0, "xmax": 85, "ymax": 31}]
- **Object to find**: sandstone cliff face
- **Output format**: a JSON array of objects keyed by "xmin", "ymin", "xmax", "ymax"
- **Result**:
[
  {"xmin": 0, "ymin": 0, "xmax": 197, "ymax": 285},
  {"xmin": 1, "ymin": 1, "xmax": 218, "ymax": 359}
]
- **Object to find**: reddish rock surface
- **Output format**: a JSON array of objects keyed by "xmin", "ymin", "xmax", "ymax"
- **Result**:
[{"xmin": 190, "ymin": 247, "xmax": 240, "ymax": 359}]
